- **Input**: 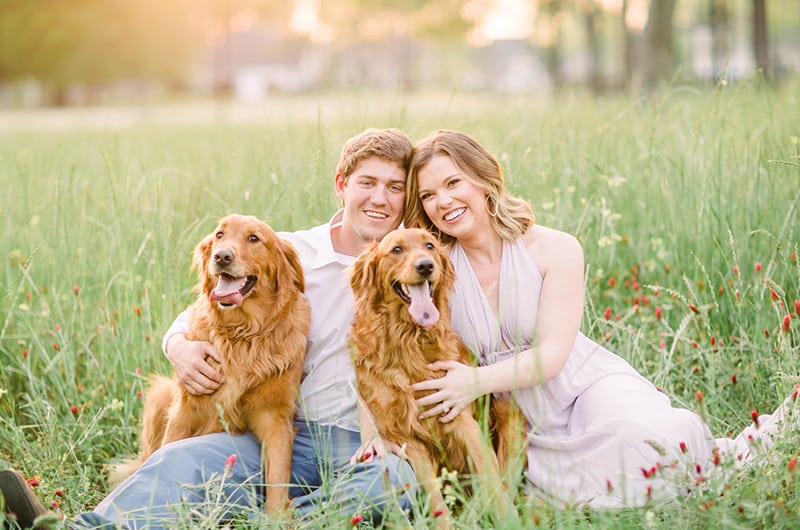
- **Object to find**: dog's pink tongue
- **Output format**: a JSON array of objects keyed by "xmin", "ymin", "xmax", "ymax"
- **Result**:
[
  {"xmin": 210, "ymin": 276, "xmax": 243, "ymax": 305},
  {"xmin": 407, "ymin": 283, "xmax": 439, "ymax": 328}
]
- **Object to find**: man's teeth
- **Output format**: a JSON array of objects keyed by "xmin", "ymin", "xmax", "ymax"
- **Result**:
[
  {"xmin": 445, "ymin": 208, "xmax": 465, "ymax": 222},
  {"xmin": 365, "ymin": 210, "xmax": 388, "ymax": 219}
]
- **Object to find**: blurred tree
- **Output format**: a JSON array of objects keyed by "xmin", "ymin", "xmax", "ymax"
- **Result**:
[
  {"xmin": 709, "ymin": 0, "xmax": 730, "ymax": 81},
  {"xmin": 316, "ymin": 0, "xmax": 472, "ymax": 88},
  {"xmin": 752, "ymin": 0, "xmax": 768, "ymax": 78},
  {"xmin": 620, "ymin": 0, "xmax": 635, "ymax": 89},
  {"xmin": 643, "ymin": 0, "xmax": 677, "ymax": 90},
  {"xmin": 0, "ymin": 0, "xmax": 207, "ymax": 104},
  {"xmin": 537, "ymin": 0, "xmax": 568, "ymax": 91},
  {"xmin": 205, "ymin": 0, "xmax": 296, "ymax": 94},
  {"xmin": 579, "ymin": 0, "xmax": 601, "ymax": 93}
]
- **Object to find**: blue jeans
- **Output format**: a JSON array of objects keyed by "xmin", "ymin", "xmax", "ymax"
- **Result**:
[{"xmin": 71, "ymin": 421, "xmax": 416, "ymax": 529}]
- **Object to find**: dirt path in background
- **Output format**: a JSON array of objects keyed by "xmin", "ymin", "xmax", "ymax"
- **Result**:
[{"xmin": 0, "ymin": 93, "xmax": 519, "ymax": 131}]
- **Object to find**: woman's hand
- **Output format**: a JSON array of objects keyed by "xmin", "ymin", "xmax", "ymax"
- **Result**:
[
  {"xmin": 165, "ymin": 334, "xmax": 223, "ymax": 395},
  {"xmin": 411, "ymin": 360, "xmax": 483, "ymax": 423},
  {"xmin": 350, "ymin": 436, "xmax": 406, "ymax": 465}
]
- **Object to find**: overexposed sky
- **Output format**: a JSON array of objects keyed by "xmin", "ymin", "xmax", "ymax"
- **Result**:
[
  {"xmin": 291, "ymin": 0, "xmax": 538, "ymax": 43},
  {"xmin": 472, "ymin": 0, "xmax": 534, "ymax": 43}
]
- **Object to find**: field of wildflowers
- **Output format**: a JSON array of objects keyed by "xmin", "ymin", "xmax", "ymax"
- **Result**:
[{"xmin": 1, "ymin": 81, "xmax": 799, "ymax": 528}]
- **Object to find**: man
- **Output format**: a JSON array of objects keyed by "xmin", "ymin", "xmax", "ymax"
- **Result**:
[{"xmin": 1, "ymin": 128, "xmax": 417, "ymax": 529}]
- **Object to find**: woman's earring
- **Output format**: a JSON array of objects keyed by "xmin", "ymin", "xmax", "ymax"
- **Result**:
[{"xmin": 486, "ymin": 196, "xmax": 498, "ymax": 217}]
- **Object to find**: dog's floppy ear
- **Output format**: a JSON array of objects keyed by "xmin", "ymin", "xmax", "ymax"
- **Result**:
[
  {"xmin": 277, "ymin": 238, "xmax": 306, "ymax": 293},
  {"xmin": 436, "ymin": 242, "xmax": 456, "ymax": 302},
  {"xmin": 349, "ymin": 240, "xmax": 379, "ymax": 304},
  {"xmin": 192, "ymin": 232, "xmax": 215, "ymax": 295}
]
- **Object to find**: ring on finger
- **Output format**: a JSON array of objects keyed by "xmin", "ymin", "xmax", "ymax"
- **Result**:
[{"xmin": 442, "ymin": 405, "xmax": 450, "ymax": 414}]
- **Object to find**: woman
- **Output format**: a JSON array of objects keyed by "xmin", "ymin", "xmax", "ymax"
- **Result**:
[{"xmin": 405, "ymin": 129, "xmax": 794, "ymax": 507}]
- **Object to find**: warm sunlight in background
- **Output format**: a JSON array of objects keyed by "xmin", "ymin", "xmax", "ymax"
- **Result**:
[{"xmin": 0, "ymin": 0, "xmax": 796, "ymax": 107}]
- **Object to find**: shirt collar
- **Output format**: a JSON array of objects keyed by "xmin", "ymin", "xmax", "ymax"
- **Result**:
[{"xmin": 310, "ymin": 209, "xmax": 355, "ymax": 269}]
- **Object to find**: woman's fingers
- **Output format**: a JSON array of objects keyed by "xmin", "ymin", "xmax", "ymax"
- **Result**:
[
  {"xmin": 415, "ymin": 391, "xmax": 444, "ymax": 407},
  {"xmin": 410, "ymin": 379, "xmax": 440, "ymax": 392}
]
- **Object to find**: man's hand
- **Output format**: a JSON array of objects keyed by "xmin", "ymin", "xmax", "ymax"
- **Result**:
[{"xmin": 165, "ymin": 333, "xmax": 223, "ymax": 395}]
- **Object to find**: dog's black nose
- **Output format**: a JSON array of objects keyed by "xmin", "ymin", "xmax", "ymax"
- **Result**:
[
  {"xmin": 214, "ymin": 249, "xmax": 235, "ymax": 266},
  {"xmin": 415, "ymin": 258, "xmax": 434, "ymax": 277}
]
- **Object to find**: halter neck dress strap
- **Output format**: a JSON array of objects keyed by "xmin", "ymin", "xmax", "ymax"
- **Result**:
[{"xmin": 448, "ymin": 238, "xmax": 540, "ymax": 365}]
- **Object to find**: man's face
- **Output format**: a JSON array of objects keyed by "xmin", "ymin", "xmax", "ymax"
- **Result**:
[{"xmin": 335, "ymin": 156, "xmax": 406, "ymax": 253}]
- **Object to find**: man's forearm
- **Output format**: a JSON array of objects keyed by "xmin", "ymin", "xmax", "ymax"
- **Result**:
[{"xmin": 161, "ymin": 310, "xmax": 190, "ymax": 357}]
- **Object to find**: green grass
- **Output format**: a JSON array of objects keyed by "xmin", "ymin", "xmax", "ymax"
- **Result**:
[{"xmin": 1, "ymin": 80, "xmax": 799, "ymax": 528}]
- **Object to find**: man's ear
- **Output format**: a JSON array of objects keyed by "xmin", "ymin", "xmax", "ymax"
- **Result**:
[{"xmin": 334, "ymin": 172, "xmax": 346, "ymax": 204}]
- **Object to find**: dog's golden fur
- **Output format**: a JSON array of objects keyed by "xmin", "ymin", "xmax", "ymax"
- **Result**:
[
  {"xmin": 109, "ymin": 214, "xmax": 310, "ymax": 515},
  {"xmin": 349, "ymin": 228, "xmax": 514, "ymax": 526}
]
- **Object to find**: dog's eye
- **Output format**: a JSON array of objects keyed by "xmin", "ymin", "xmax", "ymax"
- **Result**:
[
  {"xmin": 425, "ymin": 242, "xmax": 434, "ymax": 250},
  {"xmin": 216, "ymin": 231, "xmax": 224, "ymax": 239},
  {"xmin": 391, "ymin": 246, "xmax": 403, "ymax": 254},
  {"xmin": 248, "ymin": 234, "xmax": 260, "ymax": 243}
]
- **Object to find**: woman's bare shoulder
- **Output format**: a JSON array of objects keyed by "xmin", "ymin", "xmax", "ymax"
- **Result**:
[{"xmin": 523, "ymin": 225, "xmax": 583, "ymax": 271}]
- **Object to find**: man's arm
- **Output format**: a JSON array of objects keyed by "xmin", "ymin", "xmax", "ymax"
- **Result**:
[{"xmin": 162, "ymin": 311, "xmax": 223, "ymax": 395}]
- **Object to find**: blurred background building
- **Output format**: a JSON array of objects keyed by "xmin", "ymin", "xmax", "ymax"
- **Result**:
[{"xmin": 0, "ymin": 0, "xmax": 797, "ymax": 107}]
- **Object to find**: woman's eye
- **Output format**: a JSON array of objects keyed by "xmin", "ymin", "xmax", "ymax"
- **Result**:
[
  {"xmin": 248, "ymin": 234, "xmax": 259, "ymax": 242},
  {"xmin": 216, "ymin": 231, "xmax": 224, "ymax": 239}
]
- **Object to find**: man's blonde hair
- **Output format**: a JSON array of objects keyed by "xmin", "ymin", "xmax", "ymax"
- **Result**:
[{"xmin": 336, "ymin": 128, "xmax": 413, "ymax": 180}]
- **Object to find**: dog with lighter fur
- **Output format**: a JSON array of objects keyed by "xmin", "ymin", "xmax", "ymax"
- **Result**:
[{"xmin": 109, "ymin": 214, "xmax": 310, "ymax": 516}]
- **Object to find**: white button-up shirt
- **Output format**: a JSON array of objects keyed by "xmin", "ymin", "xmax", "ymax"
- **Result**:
[{"xmin": 162, "ymin": 211, "xmax": 361, "ymax": 431}]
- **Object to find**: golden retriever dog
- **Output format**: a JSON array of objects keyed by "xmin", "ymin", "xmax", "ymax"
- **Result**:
[
  {"xmin": 110, "ymin": 214, "xmax": 310, "ymax": 515},
  {"xmin": 349, "ymin": 228, "xmax": 516, "ymax": 527}
]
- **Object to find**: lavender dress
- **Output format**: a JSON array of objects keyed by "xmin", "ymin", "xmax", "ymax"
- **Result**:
[{"xmin": 448, "ymin": 238, "xmax": 790, "ymax": 507}]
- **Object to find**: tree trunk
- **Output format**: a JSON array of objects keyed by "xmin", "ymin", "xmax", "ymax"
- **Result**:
[
  {"xmin": 544, "ymin": 2, "xmax": 563, "ymax": 91},
  {"xmin": 752, "ymin": 0, "xmax": 768, "ymax": 79},
  {"xmin": 643, "ymin": 0, "xmax": 677, "ymax": 91},
  {"xmin": 621, "ymin": 0, "xmax": 635, "ymax": 90},
  {"xmin": 584, "ymin": 0, "xmax": 601, "ymax": 94},
  {"xmin": 709, "ymin": 0, "xmax": 730, "ymax": 82}
]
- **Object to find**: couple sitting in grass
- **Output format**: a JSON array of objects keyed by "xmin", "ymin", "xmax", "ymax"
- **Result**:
[{"xmin": 2, "ymin": 127, "xmax": 797, "ymax": 529}]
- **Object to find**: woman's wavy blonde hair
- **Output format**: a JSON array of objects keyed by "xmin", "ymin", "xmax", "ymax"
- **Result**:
[{"xmin": 405, "ymin": 129, "xmax": 535, "ymax": 245}]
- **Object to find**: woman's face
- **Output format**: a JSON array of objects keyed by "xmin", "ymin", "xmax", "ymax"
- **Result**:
[{"xmin": 416, "ymin": 154, "xmax": 491, "ymax": 240}]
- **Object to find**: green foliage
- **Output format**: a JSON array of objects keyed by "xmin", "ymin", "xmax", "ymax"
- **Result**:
[
  {"xmin": 1, "ymin": 82, "xmax": 799, "ymax": 527},
  {"xmin": 0, "ymin": 0, "xmax": 206, "ymax": 84}
]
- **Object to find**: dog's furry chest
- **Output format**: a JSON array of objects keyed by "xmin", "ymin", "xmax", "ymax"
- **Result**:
[{"xmin": 183, "ymin": 310, "xmax": 295, "ymax": 431}]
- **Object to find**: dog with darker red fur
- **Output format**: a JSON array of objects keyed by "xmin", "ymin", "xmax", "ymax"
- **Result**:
[
  {"xmin": 349, "ymin": 228, "xmax": 513, "ymax": 527},
  {"xmin": 110, "ymin": 214, "xmax": 310, "ymax": 515}
]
